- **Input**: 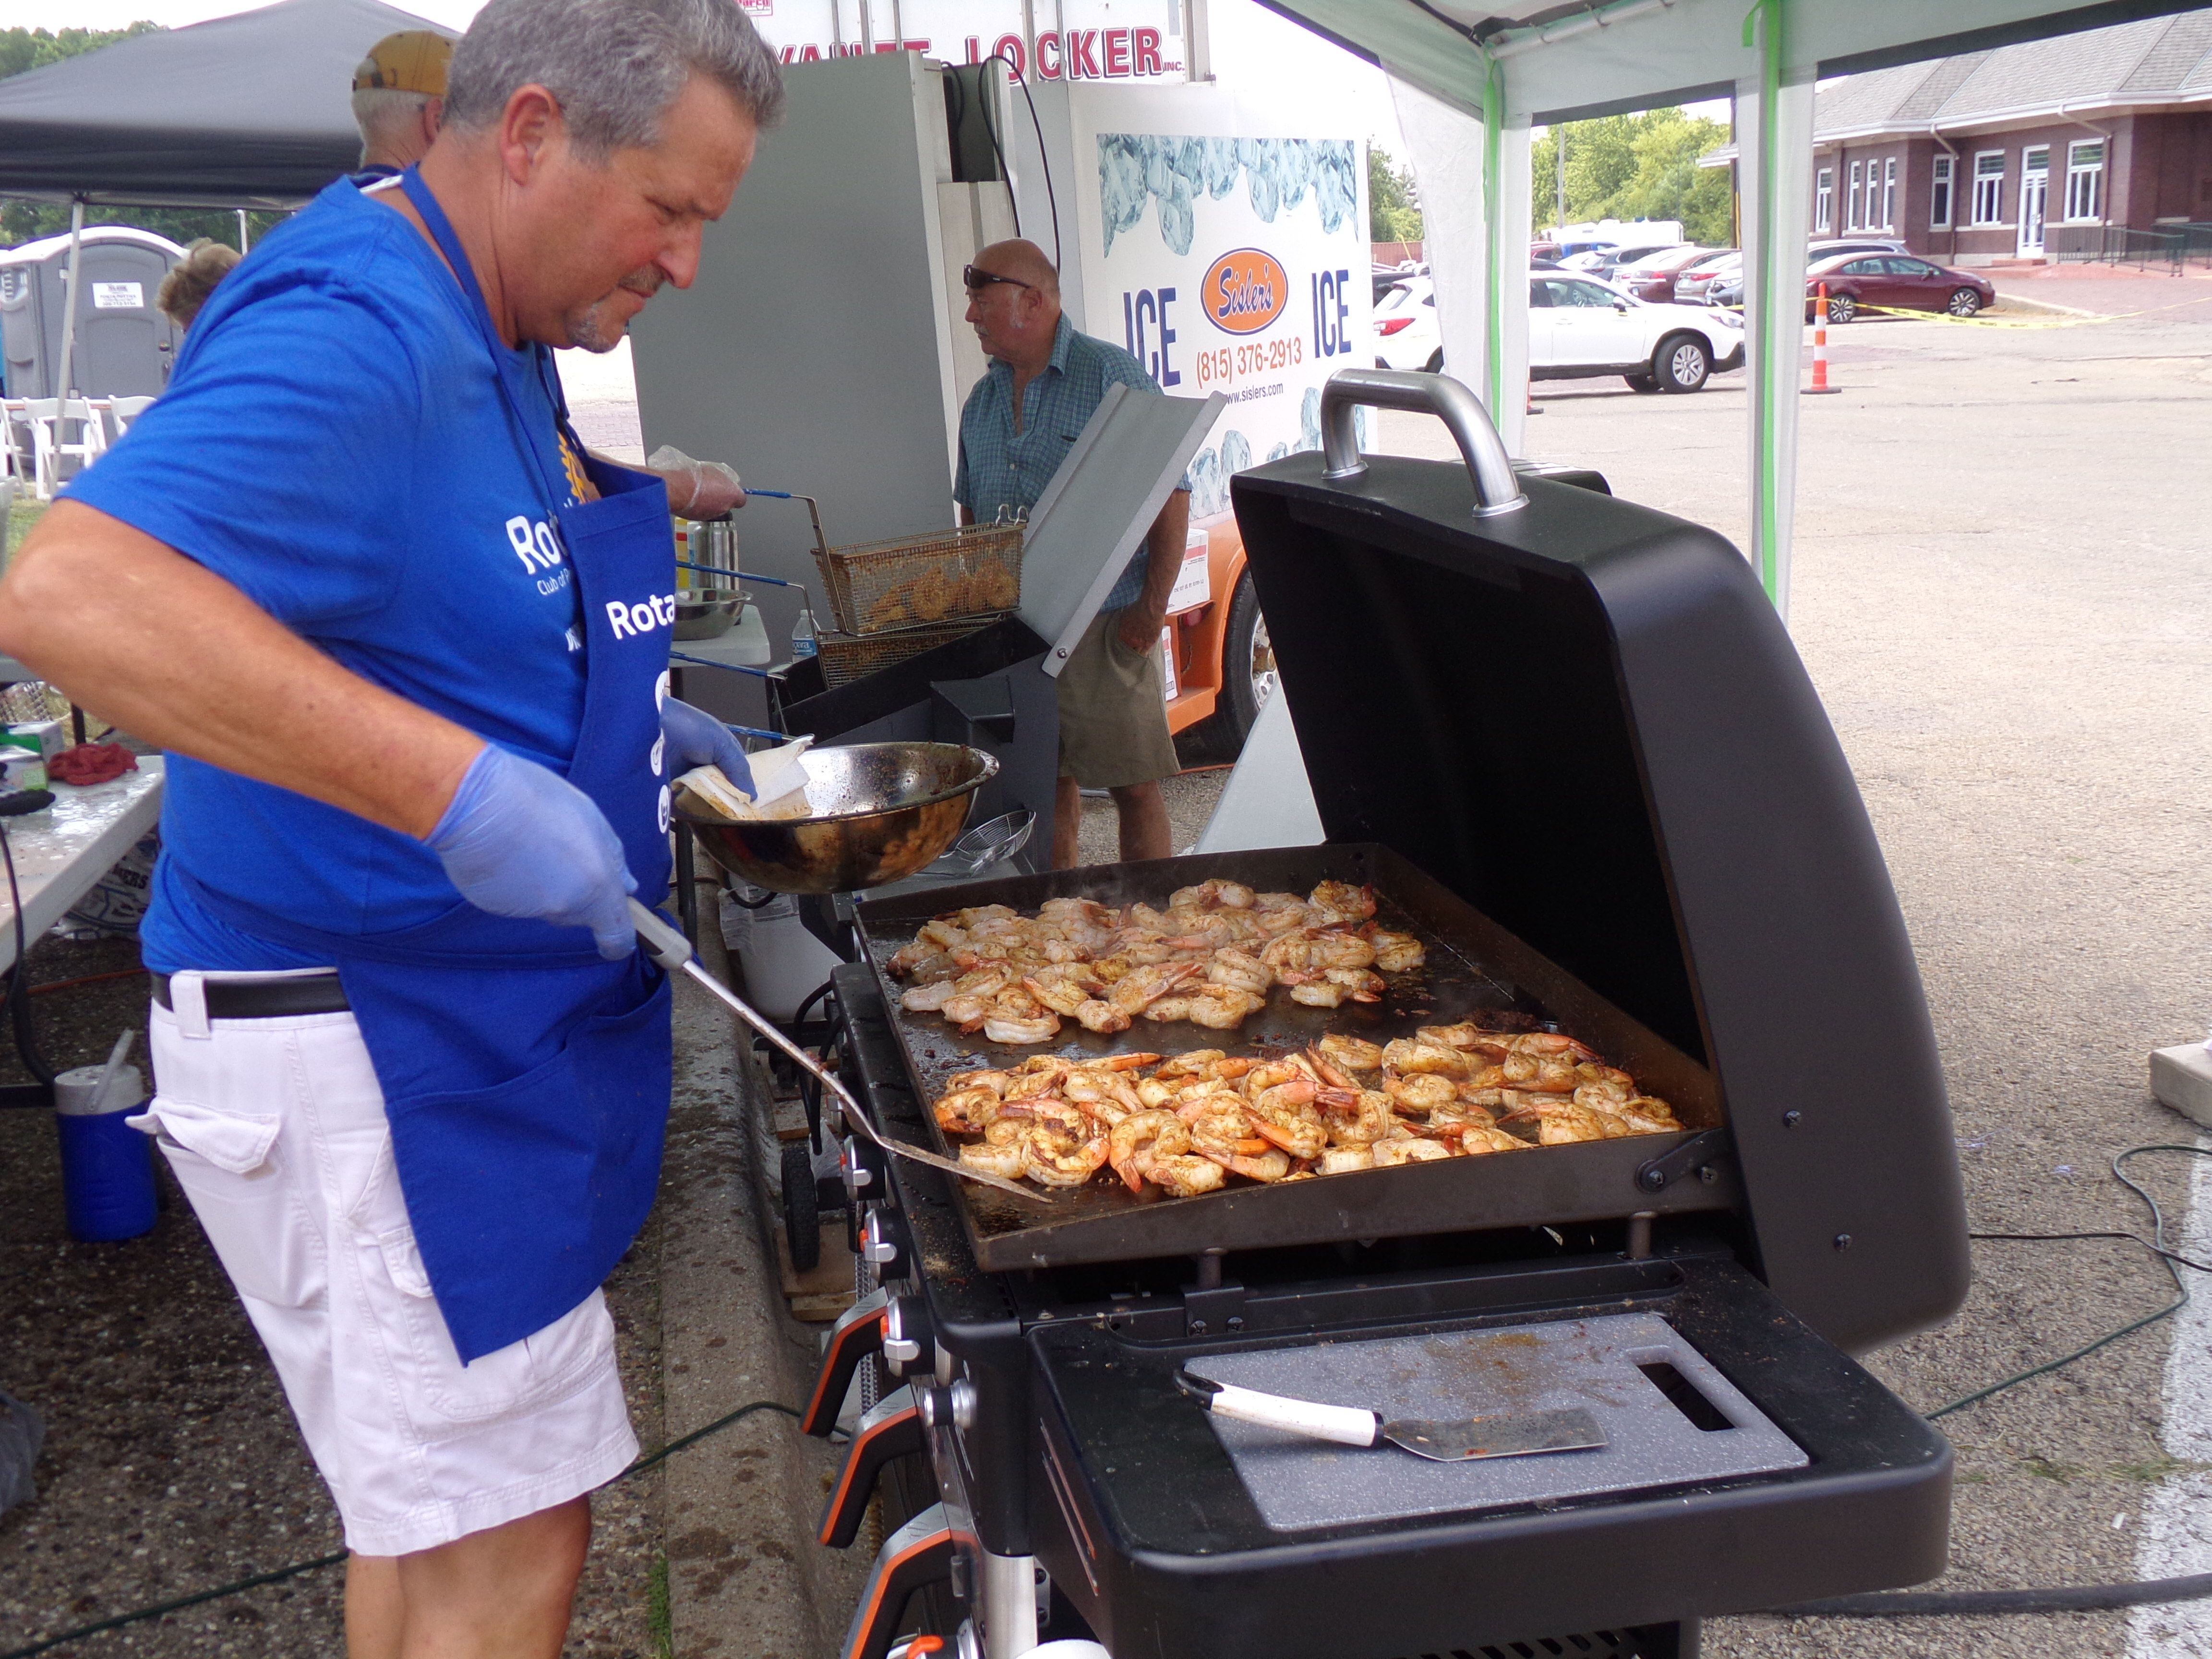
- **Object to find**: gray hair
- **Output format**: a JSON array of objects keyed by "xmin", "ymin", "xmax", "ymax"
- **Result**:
[
  {"xmin": 352, "ymin": 86, "xmax": 434, "ymax": 145},
  {"xmin": 445, "ymin": 0, "xmax": 783, "ymax": 159}
]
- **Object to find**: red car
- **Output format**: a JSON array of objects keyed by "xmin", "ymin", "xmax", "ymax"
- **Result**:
[
  {"xmin": 1804, "ymin": 252, "xmax": 1995, "ymax": 323},
  {"xmin": 1615, "ymin": 245, "xmax": 1731, "ymax": 304}
]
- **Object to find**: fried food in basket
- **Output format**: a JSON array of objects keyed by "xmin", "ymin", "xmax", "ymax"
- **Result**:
[
  {"xmin": 935, "ymin": 1036, "xmax": 1677, "ymax": 1196},
  {"xmin": 887, "ymin": 882, "xmax": 1424, "ymax": 1044},
  {"xmin": 911, "ymin": 567, "xmax": 953, "ymax": 621}
]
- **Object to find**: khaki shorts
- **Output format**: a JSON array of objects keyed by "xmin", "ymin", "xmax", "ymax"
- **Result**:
[
  {"xmin": 138, "ymin": 982, "xmax": 637, "ymax": 1557},
  {"xmin": 1057, "ymin": 607, "xmax": 1179, "ymax": 790}
]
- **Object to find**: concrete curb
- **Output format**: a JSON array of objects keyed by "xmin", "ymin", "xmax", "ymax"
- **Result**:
[
  {"xmin": 1988, "ymin": 286, "xmax": 2109, "ymax": 319},
  {"xmin": 659, "ymin": 923, "xmax": 868, "ymax": 1656}
]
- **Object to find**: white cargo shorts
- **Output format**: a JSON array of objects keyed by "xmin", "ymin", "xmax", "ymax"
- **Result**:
[{"xmin": 137, "ymin": 974, "xmax": 638, "ymax": 1557}]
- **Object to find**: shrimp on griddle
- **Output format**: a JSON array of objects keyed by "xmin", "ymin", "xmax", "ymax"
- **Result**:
[
  {"xmin": 1306, "ymin": 881, "xmax": 1376, "ymax": 924},
  {"xmin": 1316, "ymin": 1034, "xmax": 1384, "ymax": 1076},
  {"xmin": 1366, "ymin": 927, "xmax": 1425, "ymax": 973},
  {"xmin": 958, "ymin": 1119, "xmax": 1033, "ymax": 1180},
  {"xmin": 1108, "ymin": 1110, "xmax": 1187, "ymax": 1195}
]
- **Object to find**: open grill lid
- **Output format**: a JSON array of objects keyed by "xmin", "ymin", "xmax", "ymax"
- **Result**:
[{"xmin": 1227, "ymin": 370, "xmax": 1967, "ymax": 1355}]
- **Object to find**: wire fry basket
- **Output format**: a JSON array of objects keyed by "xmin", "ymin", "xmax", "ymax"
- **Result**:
[
  {"xmin": 814, "ymin": 522, "xmax": 1025, "ymax": 637},
  {"xmin": 817, "ymin": 621, "xmax": 994, "ymax": 687}
]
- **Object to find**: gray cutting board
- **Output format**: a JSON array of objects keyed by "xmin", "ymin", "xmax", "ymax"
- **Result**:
[{"xmin": 1188, "ymin": 1312, "xmax": 1807, "ymax": 1532}]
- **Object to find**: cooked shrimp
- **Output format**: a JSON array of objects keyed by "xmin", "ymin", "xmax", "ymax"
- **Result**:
[
  {"xmin": 1022, "ymin": 975, "xmax": 1092, "ymax": 1017},
  {"xmin": 1289, "ymin": 967, "xmax": 1384, "ymax": 1009},
  {"xmin": 1202, "ymin": 949, "xmax": 1273, "ymax": 996},
  {"xmin": 1460, "ymin": 1123, "xmax": 1532, "ymax": 1155},
  {"xmin": 1023, "ymin": 1119, "xmax": 1110, "ymax": 1187},
  {"xmin": 1170, "ymin": 879, "xmax": 1255, "ymax": 911},
  {"xmin": 1307, "ymin": 931, "xmax": 1378, "ymax": 971},
  {"xmin": 1108, "ymin": 1110, "xmax": 1187, "ymax": 1195},
  {"xmin": 1371, "ymin": 1136, "xmax": 1455, "ymax": 1166},
  {"xmin": 1108, "ymin": 961, "xmax": 1198, "ymax": 1016},
  {"xmin": 1155, "ymin": 1049, "xmax": 1226, "ymax": 1081},
  {"xmin": 1148, "ymin": 1151, "xmax": 1226, "ymax": 1197},
  {"xmin": 1306, "ymin": 881, "xmax": 1376, "ymax": 923},
  {"xmin": 1367, "ymin": 928, "xmax": 1425, "ymax": 973},
  {"xmin": 1247, "ymin": 1081, "xmax": 1326, "ymax": 1159},
  {"xmin": 1200, "ymin": 1144, "xmax": 1291, "ymax": 1182},
  {"xmin": 958, "ymin": 1119, "xmax": 1032, "ymax": 1180},
  {"xmin": 1316, "ymin": 1034, "xmax": 1384, "ymax": 1075},
  {"xmin": 1182, "ymin": 989, "xmax": 1266, "ymax": 1030},
  {"xmin": 983, "ymin": 1009, "xmax": 1062, "ymax": 1045},
  {"xmin": 1501, "ymin": 1100, "xmax": 1633, "ymax": 1144},
  {"xmin": 1071, "ymin": 1000, "xmax": 1129, "ymax": 1034},
  {"xmin": 1180, "ymin": 1097, "xmax": 1266, "ymax": 1159},
  {"xmin": 1139, "ymin": 998, "xmax": 1196, "ymax": 1024},
  {"xmin": 1384, "ymin": 1073, "xmax": 1460, "ymax": 1116},
  {"xmin": 1318, "ymin": 1087, "xmax": 1396, "ymax": 1147},
  {"xmin": 1611, "ymin": 1096, "xmax": 1682, "ymax": 1133},
  {"xmin": 933, "ymin": 1087, "xmax": 1003, "ymax": 1133},
  {"xmin": 1380, "ymin": 1038, "xmax": 1473, "ymax": 1077},
  {"xmin": 1135, "ymin": 1077, "xmax": 1177, "ymax": 1109},
  {"xmin": 902, "ymin": 980, "xmax": 962, "ymax": 1013},
  {"xmin": 1318, "ymin": 1147, "xmax": 1375, "ymax": 1174}
]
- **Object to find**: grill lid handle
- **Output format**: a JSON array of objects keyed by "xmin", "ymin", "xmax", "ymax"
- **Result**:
[{"xmin": 1318, "ymin": 367, "xmax": 1527, "ymax": 519}]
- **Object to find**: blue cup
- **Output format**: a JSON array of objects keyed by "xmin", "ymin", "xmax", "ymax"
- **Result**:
[{"xmin": 53, "ymin": 1063, "xmax": 156, "ymax": 1243}]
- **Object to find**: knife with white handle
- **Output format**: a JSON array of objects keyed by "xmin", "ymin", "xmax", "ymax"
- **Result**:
[{"xmin": 1174, "ymin": 1369, "xmax": 1608, "ymax": 1462}]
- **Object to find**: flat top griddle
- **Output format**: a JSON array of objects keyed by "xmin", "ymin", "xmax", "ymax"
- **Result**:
[{"xmin": 855, "ymin": 843, "xmax": 1737, "ymax": 1273}]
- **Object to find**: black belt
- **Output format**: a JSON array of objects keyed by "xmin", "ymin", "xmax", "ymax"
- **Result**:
[{"xmin": 151, "ymin": 972, "xmax": 351, "ymax": 1019}]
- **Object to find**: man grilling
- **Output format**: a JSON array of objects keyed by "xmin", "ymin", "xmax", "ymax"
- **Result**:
[
  {"xmin": 0, "ymin": 0, "xmax": 778, "ymax": 1652},
  {"xmin": 954, "ymin": 239, "xmax": 1190, "ymax": 868}
]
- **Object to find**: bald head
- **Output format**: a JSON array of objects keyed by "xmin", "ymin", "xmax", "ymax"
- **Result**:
[
  {"xmin": 975, "ymin": 239, "xmax": 1060, "ymax": 301},
  {"xmin": 965, "ymin": 239, "xmax": 1062, "ymax": 373}
]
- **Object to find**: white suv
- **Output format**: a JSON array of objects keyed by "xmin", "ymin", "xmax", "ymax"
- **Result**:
[{"xmin": 1373, "ymin": 273, "xmax": 1744, "ymax": 393}]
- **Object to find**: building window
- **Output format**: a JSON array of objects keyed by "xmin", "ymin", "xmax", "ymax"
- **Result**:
[
  {"xmin": 1881, "ymin": 157, "xmax": 1898, "ymax": 229},
  {"xmin": 1815, "ymin": 168, "xmax": 1833, "ymax": 234},
  {"xmin": 1848, "ymin": 160, "xmax": 1864, "ymax": 230},
  {"xmin": 1973, "ymin": 151, "xmax": 2006, "ymax": 224},
  {"xmin": 1931, "ymin": 156, "xmax": 1954, "ymax": 228},
  {"xmin": 2066, "ymin": 139, "xmax": 2105, "ymax": 221}
]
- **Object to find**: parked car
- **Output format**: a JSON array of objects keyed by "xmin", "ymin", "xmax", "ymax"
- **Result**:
[
  {"xmin": 1695, "ymin": 239, "xmax": 1915, "ymax": 308},
  {"xmin": 1584, "ymin": 241, "xmax": 1687, "ymax": 279},
  {"xmin": 1804, "ymin": 253, "xmax": 1995, "ymax": 322},
  {"xmin": 1807, "ymin": 237, "xmax": 1908, "ymax": 260},
  {"xmin": 1372, "ymin": 275, "xmax": 1441, "ymax": 371},
  {"xmin": 1673, "ymin": 252, "xmax": 1741, "ymax": 304},
  {"xmin": 1616, "ymin": 245, "xmax": 1730, "ymax": 303},
  {"xmin": 1529, "ymin": 273, "xmax": 1743, "ymax": 392}
]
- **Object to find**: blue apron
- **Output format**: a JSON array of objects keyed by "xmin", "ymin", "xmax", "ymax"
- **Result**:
[{"xmin": 185, "ymin": 168, "xmax": 677, "ymax": 1364}]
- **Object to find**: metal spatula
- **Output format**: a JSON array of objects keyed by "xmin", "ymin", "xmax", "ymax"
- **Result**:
[{"xmin": 1175, "ymin": 1370, "xmax": 1607, "ymax": 1463}]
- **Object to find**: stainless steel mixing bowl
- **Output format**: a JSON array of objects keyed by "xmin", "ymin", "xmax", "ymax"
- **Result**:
[
  {"xmin": 674, "ymin": 742, "xmax": 998, "ymax": 894},
  {"xmin": 673, "ymin": 591, "xmax": 742, "ymax": 640}
]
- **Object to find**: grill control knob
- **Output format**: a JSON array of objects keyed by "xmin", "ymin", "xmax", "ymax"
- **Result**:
[
  {"xmin": 861, "ymin": 1210, "xmax": 910, "ymax": 1271},
  {"xmin": 883, "ymin": 1294, "xmax": 933, "ymax": 1373},
  {"xmin": 840, "ymin": 1136, "xmax": 878, "ymax": 1198},
  {"xmin": 949, "ymin": 1378, "xmax": 977, "ymax": 1432}
]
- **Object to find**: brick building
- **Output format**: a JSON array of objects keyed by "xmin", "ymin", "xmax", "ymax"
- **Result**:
[{"xmin": 1717, "ymin": 12, "xmax": 2212, "ymax": 266}]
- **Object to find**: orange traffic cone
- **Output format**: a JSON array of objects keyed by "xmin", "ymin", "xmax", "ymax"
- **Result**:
[{"xmin": 1805, "ymin": 284, "xmax": 1840, "ymax": 395}]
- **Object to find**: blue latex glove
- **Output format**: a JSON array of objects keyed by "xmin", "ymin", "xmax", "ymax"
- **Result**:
[
  {"xmin": 660, "ymin": 697, "xmax": 755, "ymax": 798},
  {"xmin": 426, "ymin": 744, "xmax": 637, "ymax": 960}
]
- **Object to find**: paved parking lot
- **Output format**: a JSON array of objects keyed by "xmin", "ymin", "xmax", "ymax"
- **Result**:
[{"xmin": 1381, "ymin": 277, "xmax": 2212, "ymax": 1657}]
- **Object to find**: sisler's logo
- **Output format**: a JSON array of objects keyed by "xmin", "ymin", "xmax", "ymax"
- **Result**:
[{"xmin": 1202, "ymin": 248, "xmax": 1288, "ymax": 335}]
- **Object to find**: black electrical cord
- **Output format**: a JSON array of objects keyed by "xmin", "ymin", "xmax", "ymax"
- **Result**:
[
  {"xmin": 980, "ymin": 52, "xmax": 1060, "ymax": 271},
  {"xmin": 0, "ymin": 1400, "xmax": 802, "ymax": 1659}
]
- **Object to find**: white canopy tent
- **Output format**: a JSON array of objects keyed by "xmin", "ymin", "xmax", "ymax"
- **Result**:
[{"xmin": 1253, "ymin": 0, "xmax": 2205, "ymax": 615}]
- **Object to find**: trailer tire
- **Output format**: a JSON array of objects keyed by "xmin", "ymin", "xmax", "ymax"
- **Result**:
[
  {"xmin": 1423, "ymin": 348, "xmax": 1444, "ymax": 374},
  {"xmin": 1186, "ymin": 569, "xmax": 1274, "ymax": 761},
  {"xmin": 781, "ymin": 1142, "xmax": 820, "ymax": 1272}
]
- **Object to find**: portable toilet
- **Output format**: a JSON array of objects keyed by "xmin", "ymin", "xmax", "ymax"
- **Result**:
[{"xmin": 0, "ymin": 227, "xmax": 185, "ymax": 400}]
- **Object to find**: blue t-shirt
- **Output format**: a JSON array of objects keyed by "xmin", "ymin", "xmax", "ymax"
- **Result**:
[{"xmin": 66, "ymin": 178, "xmax": 591, "ymax": 972}]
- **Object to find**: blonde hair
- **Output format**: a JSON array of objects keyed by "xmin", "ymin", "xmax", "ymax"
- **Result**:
[{"xmin": 156, "ymin": 240, "xmax": 242, "ymax": 331}]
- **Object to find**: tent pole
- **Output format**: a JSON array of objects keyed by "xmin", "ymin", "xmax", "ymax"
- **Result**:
[
  {"xmin": 237, "ymin": 209, "xmax": 251, "ymax": 252},
  {"xmin": 1739, "ymin": 0, "xmax": 1811, "ymax": 620},
  {"xmin": 53, "ymin": 197, "xmax": 85, "ymax": 403},
  {"xmin": 1481, "ymin": 54, "xmax": 1506, "ymax": 425}
]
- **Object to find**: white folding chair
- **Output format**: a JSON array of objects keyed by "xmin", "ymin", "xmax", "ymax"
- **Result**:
[
  {"xmin": 1, "ymin": 399, "xmax": 51, "ymax": 498},
  {"xmin": 24, "ymin": 397, "xmax": 105, "ymax": 488},
  {"xmin": 102, "ymin": 396, "xmax": 155, "ymax": 445}
]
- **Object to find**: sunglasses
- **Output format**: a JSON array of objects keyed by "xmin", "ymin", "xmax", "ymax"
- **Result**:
[{"xmin": 963, "ymin": 265, "xmax": 1034, "ymax": 295}]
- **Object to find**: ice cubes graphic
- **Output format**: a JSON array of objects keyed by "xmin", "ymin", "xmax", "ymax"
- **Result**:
[
  {"xmin": 1278, "ymin": 139, "xmax": 1314, "ymax": 212},
  {"xmin": 1187, "ymin": 445, "xmax": 1227, "ymax": 519},
  {"xmin": 1299, "ymin": 386, "xmax": 1322, "ymax": 452},
  {"xmin": 1098, "ymin": 135, "xmax": 1151, "ymax": 257},
  {"xmin": 1204, "ymin": 137, "xmax": 1241, "ymax": 200},
  {"xmin": 1220, "ymin": 429, "xmax": 1252, "ymax": 480},
  {"xmin": 1158, "ymin": 175, "xmax": 1195, "ymax": 255},
  {"xmin": 1315, "ymin": 143, "xmax": 1357, "ymax": 235},
  {"xmin": 1265, "ymin": 442, "xmax": 1293, "ymax": 463},
  {"xmin": 1102, "ymin": 131, "xmax": 1360, "ymax": 252}
]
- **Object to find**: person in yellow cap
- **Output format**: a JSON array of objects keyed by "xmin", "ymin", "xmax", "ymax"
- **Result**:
[{"xmin": 351, "ymin": 30, "xmax": 453, "ymax": 179}]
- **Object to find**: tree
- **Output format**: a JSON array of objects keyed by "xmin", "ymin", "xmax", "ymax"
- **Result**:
[
  {"xmin": 1531, "ymin": 107, "xmax": 1735, "ymax": 247},
  {"xmin": 1369, "ymin": 146, "xmax": 1423, "ymax": 244},
  {"xmin": 0, "ymin": 24, "xmax": 285, "ymax": 251}
]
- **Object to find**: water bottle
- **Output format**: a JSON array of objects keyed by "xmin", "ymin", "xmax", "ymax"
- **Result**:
[
  {"xmin": 791, "ymin": 598, "xmax": 819, "ymax": 660},
  {"xmin": 53, "ymin": 1062, "xmax": 155, "ymax": 1242}
]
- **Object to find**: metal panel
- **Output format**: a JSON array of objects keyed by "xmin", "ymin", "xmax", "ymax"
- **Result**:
[{"xmin": 1016, "ymin": 382, "xmax": 1225, "ymax": 672}]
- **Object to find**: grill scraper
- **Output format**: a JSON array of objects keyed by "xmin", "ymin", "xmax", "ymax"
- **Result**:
[{"xmin": 1175, "ymin": 1369, "xmax": 1608, "ymax": 1463}]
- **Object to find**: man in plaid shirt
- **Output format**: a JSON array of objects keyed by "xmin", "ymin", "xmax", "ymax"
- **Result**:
[{"xmin": 953, "ymin": 239, "xmax": 1190, "ymax": 868}]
